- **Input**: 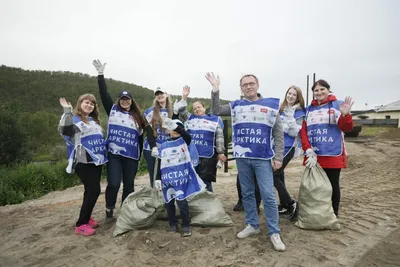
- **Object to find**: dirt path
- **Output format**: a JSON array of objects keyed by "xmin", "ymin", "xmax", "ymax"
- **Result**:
[{"xmin": 1, "ymin": 139, "xmax": 399, "ymax": 267}]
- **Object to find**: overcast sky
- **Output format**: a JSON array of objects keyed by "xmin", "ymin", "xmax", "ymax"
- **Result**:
[{"xmin": 1, "ymin": 0, "xmax": 399, "ymax": 110}]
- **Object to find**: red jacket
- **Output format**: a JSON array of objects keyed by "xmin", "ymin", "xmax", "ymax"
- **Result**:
[{"xmin": 300, "ymin": 95, "xmax": 354, "ymax": 169}]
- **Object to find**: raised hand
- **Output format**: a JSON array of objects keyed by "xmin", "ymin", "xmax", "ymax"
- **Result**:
[
  {"xmin": 92, "ymin": 59, "xmax": 106, "ymax": 75},
  {"xmin": 161, "ymin": 117, "xmax": 178, "ymax": 131},
  {"xmin": 182, "ymin": 85, "xmax": 190, "ymax": 100},
  {"xmin": 340, "ymin": 96, "xmax": 354, "ymax": 116},
  {"xmin": 59, "ymin": 98, "xmax": 72, "ymax": 109},
  {"xmin": 173, "ymin": 99, "xmax": 188, "ymax": 115},
  {"xmin": 205, "ymin": 72, "xmax": 220, "ymax": 92}
]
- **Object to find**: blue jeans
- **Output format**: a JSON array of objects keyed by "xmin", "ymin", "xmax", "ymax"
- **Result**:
[
  {"xmin": 236, "ymin": 158, "xmax": 280, "ymax": 236},
  {"xmin": 105, "ymin": 153, "xmax": 139, "ymax": 210}
]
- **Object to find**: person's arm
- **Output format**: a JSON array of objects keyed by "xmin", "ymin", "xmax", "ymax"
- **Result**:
[
  {"xmin": 138, "ymin": 133, "xmax": 144, "ymax": 160},
  {"xmin": 93, "ymin": 60, "xmax": 113, "ymax": 116},
  {"xmin": 338, "ymin": 114, "xmax": 354, "ymax": 132},
  {"xmin": 285, "ymin": 116, "xmax": 304, "ymax": 137},
  {"xmin": 174, "ymin": 126, "xmax": 191, "ymax": 145},
  {"xmin": 300, "ymin": 120, "xmax": 311, "ymax": 151},
  {"xmin": 178, "ymin": 108, "xmax": 191, "ymax": 122},
  {"xmin": 145, "ymin": 123, "xmax": 157, "ymax": 149},
  {"xmin": 215, "ymin": 124, "xmax": 225, "ymax": 154},
  {"xmin": 272, "ymin": 113, "xmax": 284, "ymax": 162},
  {"xmin": 58, "ymin": 106, "xmax": 76, "ymax": 137},
  {"xmin": 211, "ymin": 90, "xmax": 231, "ymax": 116},
  {"xmin": 97, "ymin": 75, "xmax": 114, "ymax": 116},
  {"xmin": 205, "ymin": 72, "xmax": 231, "ymax": 116}
]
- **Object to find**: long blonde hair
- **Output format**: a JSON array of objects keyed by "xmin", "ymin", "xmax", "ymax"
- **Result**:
[
  {"xmin": 279, "ymin": 85, "xmax": 305, "ymax": 113},
  {"xmin": 151, "ymin": 95, "xmax": 172, "ymax": 137},
  {"xmin": 74, "ymin": 94, "xmax": 101, "ymax": 125}
]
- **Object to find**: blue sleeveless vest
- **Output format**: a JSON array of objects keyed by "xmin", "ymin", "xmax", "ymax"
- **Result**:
[
  {"xmin": 63, "ymin": 116, "xmax": 108, "ymax": 173},
  {"xmin": 230, "ymin": 98, "xmax": 279, "ymax": 160},
  {"xmin": 159, "ymin": 138, "xmax": 205, "ymax": 203},
  {"xmin": 185, "ymin": 114, "xmax": 223, "ymax": 158},
  {"xmin": 143, "ymin": 107, "xmax": 169, "ymax": 150},
  {"xmin": 106, "ymin": 105, "xmax": 141, "ymax": 160},
  {"xmin": 306, "ymin": 100, "xmax": 343, "ymax": 156}
]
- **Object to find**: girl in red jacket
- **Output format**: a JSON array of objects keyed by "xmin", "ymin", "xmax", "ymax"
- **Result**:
[{"xmin": 300, "ymin": 79, "xmax": 354, "ymax": 216}]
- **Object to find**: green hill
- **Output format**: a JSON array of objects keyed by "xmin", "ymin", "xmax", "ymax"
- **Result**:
[{"xmin": 0, "ymin": 65, "xmax": 228, "ymax": 165}]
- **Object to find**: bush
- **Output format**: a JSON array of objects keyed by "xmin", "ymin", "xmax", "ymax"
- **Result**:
[{"xmin": 0, "ymin": 161, "xmax": 80, "ymax": 206}]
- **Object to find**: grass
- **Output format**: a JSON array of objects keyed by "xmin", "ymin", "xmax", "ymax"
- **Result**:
[{"xmin": 359, "ymin": 126, "xmax": 393, "ymax": 137}]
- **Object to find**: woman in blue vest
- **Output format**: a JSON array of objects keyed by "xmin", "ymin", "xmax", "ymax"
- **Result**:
[
  {"xmin": 173, "ymin": 86, "xmax": 227, "ymax": 192},
  {"xmin": 274, "ymin": 85, "xmax": 306, "ymax": 220},
  {"xmin": 93, "ymin": 60, "xmax": 145, "ymax": 223},
  {"xmin": 142, "ymin": 87, "xmax": 173, "ymax": 187},
  {"xmin": 58, "ymin": 95, "xmax": 108, "ymax": 236},
  {"xmin": 300, "ymin": 79, "xmax": 354, "ymax": 216}
]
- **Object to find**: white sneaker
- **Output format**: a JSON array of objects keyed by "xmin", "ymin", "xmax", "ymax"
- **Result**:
[
  {"xmin": 237, "ymin": 224, "xmax": 260, "ymax": 239},
  {"xmin": 270, "ymin": 233, "xmax": 286, "ymax": 251}
]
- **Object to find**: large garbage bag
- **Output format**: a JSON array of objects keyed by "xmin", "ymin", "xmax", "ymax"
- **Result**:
[
  {"xmin": 114, "ymin": 187, "xmax": 233, "ymax": 237},
  {"xmin": 187, "ymin": 189, "xmax": 234, "ymax": 227},
  {"xmin": 295, "ymin": 164, "xmax": 340, "ymax": 230},
  {"xmin": 113, "ymin": 187, "xmax": 164, "ymax": 237}
]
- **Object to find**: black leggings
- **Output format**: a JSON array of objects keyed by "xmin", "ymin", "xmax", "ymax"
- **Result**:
[
  {"xmin": 75, "ymin": 163, "xmax": 102, "ymax": 227},
  {"xmin": 323, "ymin": 168, "xmax": 341, "ymax": 216},
  {"xmin": 273, "ymin": 147, "xmax": 295, "ymax": 207}
]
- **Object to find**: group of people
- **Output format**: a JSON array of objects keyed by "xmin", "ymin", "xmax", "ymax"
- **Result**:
[{"xmin": 58, "ymin": 60, "xmax": 354, "ymax": 252}]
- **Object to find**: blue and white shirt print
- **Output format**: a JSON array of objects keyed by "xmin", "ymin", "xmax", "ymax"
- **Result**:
[
  {"xmin": 159, "ymin": 138, "xmax": 205, "ymax": 203},
  {"xmin": 280, "ymin": 109, "xmax": 306, "ymax": 157},
  {"xmin": 106, "ymin": 105, "xmax": 142, "ymax": 160},
  {"xmin": 185, "ymin": 114, "xmax": 223, "ymax": 158},
  {"xmin": 143, "ymin": 107, "xmax": 169, "ymax": 150},
  {"xmin": 64, "ymin": 116, "xmax": 108, "ymax": 173},
  {"xmin": 230, "ymin": 98, "xmax": 279, "ymax": 160},
  {"xmin": 306, "ymin": 100, "xmax": 343, "ymax": 156}
]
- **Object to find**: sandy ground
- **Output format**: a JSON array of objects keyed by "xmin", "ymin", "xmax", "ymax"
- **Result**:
[{"xmin": 1, "ymin": 136, "xmax": 400, "ymax": 267}]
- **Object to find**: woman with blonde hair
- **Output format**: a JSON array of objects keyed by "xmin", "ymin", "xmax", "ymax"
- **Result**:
[
  {"xmin": 143, "ymin": 87, "xmax": 173, "ymax": 186},
  {"xmin": 274, "ymin": 85, "xmax": 306, "ymax": 220},
  {"xmin": 58, "ymin": 94, "xmax": 108, "ymax": 236}
]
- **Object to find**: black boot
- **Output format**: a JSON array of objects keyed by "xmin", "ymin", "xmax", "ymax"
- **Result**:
[
  {"xmin": 104, "ymin": 209, "xmax": 116, "ymax": 224},
  {"xmin": 233, "ymin": 201, "xmax": 244, "ymax": 212}
]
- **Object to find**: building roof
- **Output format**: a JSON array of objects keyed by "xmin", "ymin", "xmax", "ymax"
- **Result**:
[{"xmin": 374, "ymin": 100, "xmax": 400, "ymax": 112}]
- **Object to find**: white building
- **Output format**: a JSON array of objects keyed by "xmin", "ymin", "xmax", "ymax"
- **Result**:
[{"xmin": 352, "ymin": 100, "xmax": 400, "ymax": 127}]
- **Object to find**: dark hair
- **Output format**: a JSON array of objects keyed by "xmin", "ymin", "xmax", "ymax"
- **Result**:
[
  {"xmin": 312, "ymin": 79, "xmax": 330, "ymax": 91},
  {"xmin": 117, "ymin": 99, "xmax": 145, "ymax": 129},
  {"xmin": 239, "ymin": 74, "xmax": 259, "ymax": 86}
]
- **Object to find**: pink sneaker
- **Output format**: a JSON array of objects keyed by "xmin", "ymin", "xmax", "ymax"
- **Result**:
[
  {"xmin": 75, "ymin": 224, "xmax": 96, "ymax": 236},
  {"xmin": 88, "ymin": 217, "xmax": 99, "ymax": 228}
]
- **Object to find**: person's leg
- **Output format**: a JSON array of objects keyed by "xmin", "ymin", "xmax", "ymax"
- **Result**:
[
  {"xmin": 203, "ymin": 180, "xmax": 213, "ymax": 192},
  {"xmin": 121, "ymin": 157, "xmax": 139, "ymax": 203},
  {"xmin": 236, "ymin": 158, "xmax": 258, "ymax": 228},
  {"xmin": 105, "ymin": 154, "xmax": 122, "ymax": 211},
  {"xmin": 233, "ymin": 174, "xmax": 244, "ymax": 211},
  {"xmin": 143, "ymin": 150, "xmax": 155, "ymax": 187},
  {"xmin": 75, "ymin": 163, "xmax": 102, "ymax": 227},
  {"xmin": 252, "ymin": 159, "xmax": 280, "ymax": 236},
  {"xmin": 166, "ymin": 199, "xmax": 179, "ymax": 232},
  {"xmin": 253, "ymin": 175, "xmax": 261, "ymax": 209},
  {"xmin": 177, "ymin": 199, "xmax": 191, "ymax": 236},
  {"xmin": 324, "ymin": 168, "xmax": 341, "ymax": 216},
  {"xmin": 273, "ymin": 148, "xmax": 295, "ymax": 212}
]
